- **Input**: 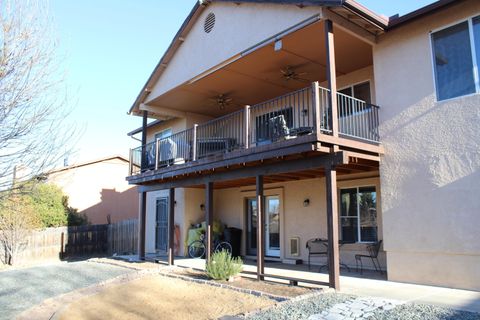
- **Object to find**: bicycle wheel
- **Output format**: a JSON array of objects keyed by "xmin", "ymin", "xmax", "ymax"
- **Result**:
[
  {"xmin": 215, "ymin": 241, "xmax": 232, "ymax": 254},
  {"xmin": 188, "ymin": 240, "xmax": 206, "ymax": 259}
]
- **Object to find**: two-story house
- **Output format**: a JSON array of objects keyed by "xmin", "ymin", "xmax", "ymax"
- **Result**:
[{"xmin": 126, "ymin": 0, "xmax": 480, "ymax": 291}]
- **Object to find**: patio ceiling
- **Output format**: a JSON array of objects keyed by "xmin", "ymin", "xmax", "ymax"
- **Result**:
[{"xmin": 145, "ymin": 20, "xmax": 372, "ymax": 118}]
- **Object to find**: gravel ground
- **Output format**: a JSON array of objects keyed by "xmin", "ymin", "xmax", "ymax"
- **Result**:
[
  {"xmin": 370, "ymin": 303, "xmax": 480, "ymax": 320},
  {"xmin": 0, "ymin": 261, "xmax": 133, "ymax": 320},
  {"xmin": 245, "ymin": 292, "xmax": 354, "ymax": 320}
]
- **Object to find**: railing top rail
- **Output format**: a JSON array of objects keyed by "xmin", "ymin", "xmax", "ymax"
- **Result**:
[
  {"xmin": 251, "ymin": 85, "xmax": 311, "ymax": 109},
  {"xmin": 197, "ymin": 108, "xmax": 245, "ymax": 127},
  {"xmin": 336, "ymin": 91, "xmax": 380, "ymax": 108}
]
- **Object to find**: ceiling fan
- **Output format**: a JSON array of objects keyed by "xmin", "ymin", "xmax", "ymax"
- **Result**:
[
  {"xmin": 209, "ymin": 93, "xmax": 233, "ymax": 110},
  {"xmin": 280, "ymin": 65, "xmax": 310, "ymax": 83}
]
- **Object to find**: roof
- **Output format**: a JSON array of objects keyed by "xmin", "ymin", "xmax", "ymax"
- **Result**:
[
  {"xmin": 127, "ymin": 119, "xmax": 164, "ymax": 137},
  {"xmin": 128, "ymin": 0, "xmax": 466, "ymax": 116},
  {"xmin": 48, "ymin": 155, "xmax": 130, "ymax": 175}
]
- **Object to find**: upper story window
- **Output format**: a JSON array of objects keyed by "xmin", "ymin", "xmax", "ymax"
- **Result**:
[
  {"xmin": 339, "ymin": 81, "xmax": 371, "ymax": 104},
  {"xmin": 431, "ymin": 16, "xmax": 480, "ymax": 101},
  {"xmin": 154, "ymin": 128, "xmax": 172, "ymax": 141}
]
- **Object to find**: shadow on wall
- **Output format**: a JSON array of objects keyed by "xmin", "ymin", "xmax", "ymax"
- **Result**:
[{"xmin": 80, "ymin": 187, "xmax": 139, "ymax": 225}]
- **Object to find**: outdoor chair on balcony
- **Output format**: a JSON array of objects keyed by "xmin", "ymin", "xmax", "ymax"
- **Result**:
[
  {"xmin": 158, "ymin": 138, "xmax": 185, "ymax": 167},
  {"xmin": 306, "ymin": 238, "xmax": 328, "ymax": 270},
  {"xmin": 355, "ymin": 240, "xmax": 383, "ymax": 275},
  {"xmin": 268, "ymin": 115, "xmax": 290, "ymax": 142}
]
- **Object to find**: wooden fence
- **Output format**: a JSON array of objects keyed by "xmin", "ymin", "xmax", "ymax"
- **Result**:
[
  {"xmin": 108, "ymin": 219, "xmax": 138, "ymax": 255},
  {"xmin": 0, "ymin": 219, "xmax": 138, "ymax": 265}
]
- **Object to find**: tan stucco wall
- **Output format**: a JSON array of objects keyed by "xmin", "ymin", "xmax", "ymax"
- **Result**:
[
  {"xmin": 374, "ymin": 0, "xmax": 480, "ymax": 290},
  {"xmin": 212, "ymin": 174, "xmax": 383, "ymax": 269},
  {"xmin": 147, "ymin": 3, "xmax": 322, "ymax": 101},
  {"xmin": 48, "ymin": 158, "xmax": 138, "ymax": 225}
]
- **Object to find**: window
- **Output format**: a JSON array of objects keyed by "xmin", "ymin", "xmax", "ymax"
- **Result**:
[
  {"xmin": 340, "ymin": 186, "xmax": 377, "ymax": 243},
  {"xmin": 154, "ymin": 128, "xmax": 172, "ymax": 141},
  {"xmin": 431, "ymin": 16, "xmax": 480, "ymax": 101},
  {"xmin": 338, "ymin": 82, "xmax": 372, "ymax": 117},
  {"xmin": 339, "ymin": 81, "xmax": 371, "ymax": 104}
]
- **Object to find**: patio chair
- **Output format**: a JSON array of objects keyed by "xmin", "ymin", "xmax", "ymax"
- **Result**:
[
  {"xmin": 355, "ymin": 240, "xmax": 383, "ymax": 275},
  {"xmin": 268, "ymin": 115, "xmax": 290, "ymax": 141},
  {"xmin": 306, "ymin": 238, "xmax": 328, "ymax": 270}
]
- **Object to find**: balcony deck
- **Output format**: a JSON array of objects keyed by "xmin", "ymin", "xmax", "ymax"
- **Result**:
[{"xmin": 128, "ymin": 83, "xmax": 382, "ymax": 188}]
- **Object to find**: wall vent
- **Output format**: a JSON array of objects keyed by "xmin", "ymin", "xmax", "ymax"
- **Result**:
[
  {"xmin": 289, "ymin": 237, "xmax": 300, "ymax": 256},
  {"xmin": 204, "ymin": 12, "xmax": 215, "ymax": 33}
]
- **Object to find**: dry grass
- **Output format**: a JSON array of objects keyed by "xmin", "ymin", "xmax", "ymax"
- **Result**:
[{"xmin": 58, "ymin": 275, "xmax": 275, "ymax": 320}]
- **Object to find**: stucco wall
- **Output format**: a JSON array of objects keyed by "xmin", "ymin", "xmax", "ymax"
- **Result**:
[
  {"xmin": 48, "ymin": 158, "xmax": 138, "ymax": 225},
  {"xmin": 147, "ymin": 2, "xmax": 322, "ymax": 101},
  {"xmin": 213, "ymin": 174, "xmax": 383, "ymax": 269},
  {"xmin": 374, "ymin": 0, "xmax": 480, "ymax": 290}
]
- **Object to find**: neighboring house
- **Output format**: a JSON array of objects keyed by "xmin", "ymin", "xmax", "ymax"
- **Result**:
[
  {"xmin": 126, "ymin": 0, "xmax": 480, "ymax": 291},
  {"xmin": 48, "ymin": 156, "xmax": 139, "ymax": 225}
]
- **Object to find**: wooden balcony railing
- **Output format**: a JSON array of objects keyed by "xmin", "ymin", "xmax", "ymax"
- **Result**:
[{"xmin": 129, "ymin": 82, "xmax": 380, "ymax": 176}]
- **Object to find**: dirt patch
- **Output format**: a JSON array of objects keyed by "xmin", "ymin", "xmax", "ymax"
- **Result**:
[
  {"xmin": 57, "ymin": 274, "xmax": 275, "ymax": 320},
  {"xmin": 173, "ymin": 268, "xmax": 315, "ymax": 298}
]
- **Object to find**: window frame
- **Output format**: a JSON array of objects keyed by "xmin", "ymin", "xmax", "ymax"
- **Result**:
[
  {"xmin": 338, "ymin": 80, "xmax": 372, "ymax": 103},
  {"xmin": 154, "ymin": 128, "xmax": 172, "ymax": 141},
  {"xmin": 339, "ymin": 185, "xmax": 378, "ymax": 244},
  {"xmin": 430, "ymin": 14, "xmax": 480, "ymax": 102}
]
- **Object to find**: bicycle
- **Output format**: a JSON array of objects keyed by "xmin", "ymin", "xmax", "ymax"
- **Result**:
[{"xmin": 188, "ymin": 233, "xmax": 232, "ymax": 258}]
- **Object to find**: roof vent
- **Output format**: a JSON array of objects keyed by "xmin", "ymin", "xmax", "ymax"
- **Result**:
[{"xmin": 204, "ymin": 12, "xmax": 215, "ymax": 33}]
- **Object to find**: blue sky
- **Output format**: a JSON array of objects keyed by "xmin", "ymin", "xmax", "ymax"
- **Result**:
[{"xmin": 51, "ymin": 0, "xmax": 433, "ymax": 164}]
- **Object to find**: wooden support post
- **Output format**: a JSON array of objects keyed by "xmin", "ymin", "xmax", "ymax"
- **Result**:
[
  {"xmin": 324, "ymin": 19, "xmax": 338, "ymax": 137},
  {"xmin": 168, "ymin": 188, "xmax": 175, "ymax": 265},
  {"xmin": 205, "ymin": 182, "xmax": 214, "ymax": 262},
  {"xmin": 325, "ymin": 166, "xmax": 340, "ymax": 290},
  {"xmin": 140, "ymin": 111, "xmax": 148, "ymax": 172},
  {"xmin": 138, "ymin": 191, "xmax": 147, "ymax": 260},
  {"xmin": 312, "ymin": 81, "xmax": 321, "ymax": 137},
  {"xmin": 256, "ymin": 175, "xmax": 265, "ymax": 281},
  {"xmin": 244, "ymin": 105, "xmax": 250, "ymax": 149},
  {"xmin": 192, "ymin": 124, "xmax": 198, "ymax": 161}
]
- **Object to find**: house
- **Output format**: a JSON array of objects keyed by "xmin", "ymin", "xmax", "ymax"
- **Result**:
[
  {"xmin": 48, "ymin": 156, "xmax": 139, "ymax": 224},
  {"xmin": 126, "ymin": 0, "xmax": 480, "ymax": 291}
]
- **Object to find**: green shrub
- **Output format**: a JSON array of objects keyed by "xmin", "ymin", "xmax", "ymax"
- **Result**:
[{"xmin": 205, "ymin": 250, "xmax": 243, "ymax": 280}]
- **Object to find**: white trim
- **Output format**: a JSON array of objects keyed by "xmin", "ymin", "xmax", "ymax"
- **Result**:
[
  {"xmin": 339, "ymin": 185, "xmax": 378, "ymax": 244},
  {"xmin": 430, "ymin": 14, "xmax": 480, "ymax": 102},
  {"xmin": 154, "ymin": 128, "xmax": 172, "ymax": 140},
  {"xmin": 468, "ymin": 18, "xmax": 480, "ymax": 93}
]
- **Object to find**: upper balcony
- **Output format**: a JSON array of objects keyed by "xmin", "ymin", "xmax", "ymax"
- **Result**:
[{"xmin": 128, "ymin": 82, "xmax": 380, "ymax": 179}]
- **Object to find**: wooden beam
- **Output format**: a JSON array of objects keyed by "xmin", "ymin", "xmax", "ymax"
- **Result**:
[
  {"xmin": 256, "ymin": 175, "xmax": 265, "ymax": 281},
  {"xmin": 325, "ymin": 19, "xmax": 339, "ymax": 138},
  {"xmin": 205, "ymin": 182, "xmax": 214, "ymax": 262},
  {"xmin": 140, "ymin": 111, "xmax": 148, "ymax": 172},
  {"xmin": 137, "ymin": 152, "xmax": 347, "ymax": 191},
  {"xmin": 325, "ymin": 166, "xmax": 340, "ymax": 290},
  {"xmin": 168, "ymin": 188, "xmax": 175, "ymax": 265},
  {"xmin": 138, "ymin": 192, "xmax": 147, "ymax": 260}
]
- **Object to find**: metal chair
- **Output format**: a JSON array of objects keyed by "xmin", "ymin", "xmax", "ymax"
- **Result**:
[
  {"xmin": 306, "ymin": 238, "xmax": 328, "ymax": 270},
  {"xmin": 355, "ymin": 240, "xmax": 383, "ymax": 274}
]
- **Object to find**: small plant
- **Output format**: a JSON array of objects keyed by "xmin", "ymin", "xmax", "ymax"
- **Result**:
[{"xmin": 205, "ymin": 249, "xmax": 243, "ymax": 280}]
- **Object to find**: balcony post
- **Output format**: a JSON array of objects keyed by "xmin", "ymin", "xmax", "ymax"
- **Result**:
[
  {"xmin": 168, "ymin": 188, "xmax": 175, "ymax": 265},
  {"xmin": 155, "ymin": 138, "xmax": 160, "ymax": 170},
  {"xmin": 128, "ymin": 148, "xmax": 133, "ymax": 175},
  {"xmin": 140, "ymin": 110, "xmax": 148, "ymax": 172},
  {"xmin": 324, "ymin": 19, "xmax": 338, "ymax": 137},
  {"xmin": 138, "ymin": 191, "xmax": 147, "ymax": 260},
  {"xmin": 312, "ymin": 82, "xmax": 321, "ymax": 137},
  {"xmin": 256, "ymin": 175, "xmax": 265, "ymax": 281},
  {"xmin": 325, "ymin": 165, "xmax": 340, "ymax": 290},
  {"xmin": 244, "ymin": 105, "xmax": 250, "ymax": 149},
  {"xmin": 205, "ymin": 181, "xmax": 214, "ymax": 262},
  {"xmin": 192, "ymin": 124, "xmax": 198, "ymax": 161}
]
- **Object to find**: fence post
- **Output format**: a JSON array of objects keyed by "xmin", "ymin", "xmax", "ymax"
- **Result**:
[
  {"xmin": 244, "ymin": 105, "xmax": 250, "ymax": 149},
  {"xmin": 192, "ymin": 124, "xmax": 198, "ymax": 161}
]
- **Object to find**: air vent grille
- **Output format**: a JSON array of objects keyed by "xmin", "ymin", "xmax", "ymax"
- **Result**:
[
  {"xmin": 289, "ymin": 237, "xmax": 300, "ymax": 256},
  {"xmin": 204, "ymin": 12, "xmax": 215, "ymax": 33}
]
